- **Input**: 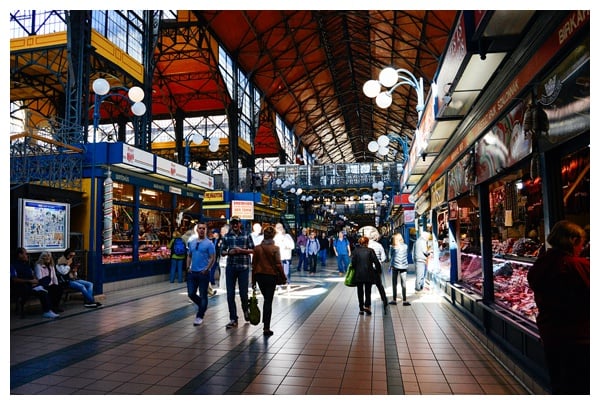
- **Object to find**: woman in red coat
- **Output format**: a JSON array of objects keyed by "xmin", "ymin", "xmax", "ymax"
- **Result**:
[{"xmin": 527, "ymin": 220, "xmax": 589, "ymax": 394}]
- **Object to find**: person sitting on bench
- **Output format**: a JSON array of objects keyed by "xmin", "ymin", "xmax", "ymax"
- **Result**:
[
  {"xmin": 56, "ymin": 248, "xmax": 102, "ymax": 308},
  {"xmin": 11, "ymin": 247, "xmax": 58, "ymax": 319}
]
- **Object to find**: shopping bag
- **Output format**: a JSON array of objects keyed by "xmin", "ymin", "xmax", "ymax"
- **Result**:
[
  {"xmin": 249, "ymin": 288, "xmax": 261, "ymax": 325},
  {"xmin": 344, "ymin": 263, "xmax": 356, "ymax": 287}
]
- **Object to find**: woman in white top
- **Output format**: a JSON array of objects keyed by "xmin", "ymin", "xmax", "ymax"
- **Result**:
[
  {"xmin": 388, "ymin": 233, "xmax": 410, "ymax": 306},
  {"xmin": 274, "ymin": 223, "xmax": 295, "ymax": 283}
]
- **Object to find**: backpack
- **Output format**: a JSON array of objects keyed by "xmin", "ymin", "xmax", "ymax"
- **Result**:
[{"xmin": 172, "ymin": 238, "xmax": 187, "ymax": 255}]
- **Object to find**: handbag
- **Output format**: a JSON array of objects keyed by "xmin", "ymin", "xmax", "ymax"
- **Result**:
[
  {"xmin": 249, "ymin": 288, "xmax": 261, "ymax": 326},
  {"xmin": 275, "ymin": 262, "xmax": 287, "ymax": 285},
  {"xmin": 344, "ymin": 263, "xmax": 356, "ymax": 287}
]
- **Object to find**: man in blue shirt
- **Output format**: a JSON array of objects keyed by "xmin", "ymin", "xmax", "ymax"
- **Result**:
[
  {"xmin": 186, "ymin": 221, "xmax": 216, "ymax": 326},
  {"xmin": 221, "ymin": 216, "xmax": 255, "ymax": 329},
  {"xmin": 333, "ymin": 231, "xmax": 351, "ymax": 276}
]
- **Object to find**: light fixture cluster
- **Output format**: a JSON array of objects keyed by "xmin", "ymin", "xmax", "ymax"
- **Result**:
[
  {"xmin": 363, "ymin": 67, "xmax": 424, "ymax": 116},
  {"xmin": 274, "ymin": 178, "xmax": 303, "ymax": 196},
  {"xmin": 372, "ymin": 180, "xmax": 385, "ymax": 204},
  {"xmin": 368, "ymin": 135, "xmax": 391, "ymax": 156},
  {"xmin": 92, "ymin": 78, "xmax": 146, "ymax": 118},
  {"xmin": 189, "ymin": 132, "xmax": 220, "ymax": 153}
]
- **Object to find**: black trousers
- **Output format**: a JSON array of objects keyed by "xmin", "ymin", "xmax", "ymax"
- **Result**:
[
  {"xmin": 254, "ymin": 273, "xmax": 277, "ymax": 330},
  {"xmin": 390, "ymin": 268, "xmax": 408, "ymax": 302},
  {"xmin": 373, "ymin": 272, "xmax": 387, "ymax": 304}
]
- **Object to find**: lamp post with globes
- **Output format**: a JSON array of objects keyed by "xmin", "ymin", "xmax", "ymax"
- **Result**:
[
  {"xmin": 89, "ymin": 78, "xmax": 146, "ymax": 288},
  {"xmin": 184, "ymin": 131, "xmax": 220, "ymax": 167}
]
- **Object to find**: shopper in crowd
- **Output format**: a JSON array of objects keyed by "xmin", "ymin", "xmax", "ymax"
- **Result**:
[
  {"xmin": 34, "ymin": 251, "xmax": 64, "ymax": 314},
  {"xmin": 188, "ymin": 224, "xmax": 216, "ymax": 295},
  {"xmin": 295, "ymin": 227, "xmax": 309, "ymax": 272},
  {"xmin": 56, "ymin": 248, "xmax": 102, "ymax": 308},
  {"xmin": 217, "ymin": 224, "xmax": 230, "ymax": 289},
  {"xmin": 351, "ymin": 236, "xmax": 382, "ymax": 316},
  {"xmin": 527, "ymin": 220, "xmax": 590, "ymax": 394},
  {"xmin": 413, "ymin": 231, "xmax": 431, "ymax": 292},
  {"xmin": 11, "ymin": 247, "xmax": 58, "ymax": 319},
  {"xmin": 306, "ymin": 230, "xmax": 320, "ymax": 275},
  {"xmin": 274, "ymin": 222, "xmax": 295, "ymax": 285},
  {"xmin": 333, "ymin": 230, "xmax": 351, "ymax": 276},
  {"xmin": 221, "ymin": 216, "xmax": 255, "ymax": 329},
  {"xmin": 167, "ymin": 230, "xmax": 187, "ymax": 283},
  {"xmin": 207, "ymin": 229, "xmax": 222, "ymax": 290},
  {"xmin": 186, "ymin": 221, "xmax": 216, "ymax": 326},
  {"xmin": 367, "ymin": 229, "xmax": 387, "ymax": 263},
  {"xmin": 250, "ymin": 222, "xmax": 264, "ymax": 246},
  {"xmin": 388, "ymin": 232, "xmax": 411, "ymax": 306},
  {"xmin": 317, "ymin": 231, "xmax": 329, "ymax": 267},
  {"xmin": 368, "ymin": 230, "xmax": 388, "ymax": 312},
  {"xmin": 252, "ymin": 225, "xmax": 285, "ymax": 336}
]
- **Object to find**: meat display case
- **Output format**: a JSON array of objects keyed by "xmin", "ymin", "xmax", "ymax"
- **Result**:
[{"xmin": 459, "ymin": 246, "xmax": 538, "ymax": 323}]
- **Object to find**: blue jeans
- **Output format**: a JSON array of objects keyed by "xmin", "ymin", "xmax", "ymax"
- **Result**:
[
  {"xmin": 318, "ymin": 249, "xmax": 327, "ymax": 266},
  {"xmin": 296, "ymin": 249, "xmax": 307, "ymax": 271},
  {"xmin": 336, "ymin": 254, "xmax": 350, "ymax": 273},
  {"xmin": 170, "ymin": 258, "xmax": 184, "ymax": 283},
  {"xmin": 187, "ymin": 271, "xmax": 209, "ymax": 319},
  {"xmin": 226, "ymin": 267, "xmax": 249, "ymax": 322},
  {"xmin": 209, "ymin": 260, "xmax": 219, "ymax": 285},
  {"xmin": 69, "ymin": 279, "xmax": 94, "ymax": 303}
]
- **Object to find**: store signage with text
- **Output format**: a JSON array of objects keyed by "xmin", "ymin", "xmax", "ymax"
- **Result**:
[{"xmin": 231, "ymin": 200, "xmax": 254, "ymax": 220}]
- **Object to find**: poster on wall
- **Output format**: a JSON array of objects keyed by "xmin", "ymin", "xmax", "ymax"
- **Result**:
[{"xmin": 18, "ymin": 198, "xmax": 70, "ymax": 253}]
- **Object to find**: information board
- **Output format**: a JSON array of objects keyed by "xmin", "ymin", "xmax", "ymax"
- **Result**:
[{"xmin": 18, "ymin": 198, "xmax": 70, "ymax": 253}]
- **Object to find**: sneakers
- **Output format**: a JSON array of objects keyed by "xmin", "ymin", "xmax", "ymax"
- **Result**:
[
  {"xmin": 263, "ymin": 329, "xmax": 274, "ymax": 336},
  {"xmin": 193, "ymin": 317, "xmax": 203, "ymax": 326},
  {"xmin": 403, "ymin": 302, "xmax": 411, "ymax": 306},
  {"xmin": 225, "ymin": 320, "xmax": 238, "ymax": 329},
  {"xmin": 84, "ymin": 303, "xmax": 97, "ymax": 308},
  {"xmin": 208, "ymin": 286, "xmax": 217, "ymax": 296},
  {"xmin": 42, "ymin": 311, "xmax": 59, "ymax": 319},
  {"xmin": 388, "ymin": 300, "xmax": 397, "ymax": 305}
]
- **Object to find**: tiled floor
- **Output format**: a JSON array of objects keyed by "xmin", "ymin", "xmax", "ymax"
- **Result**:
[{"xmin": 10, "ymin": 262, "xmax": 534, "ymax": 395}]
